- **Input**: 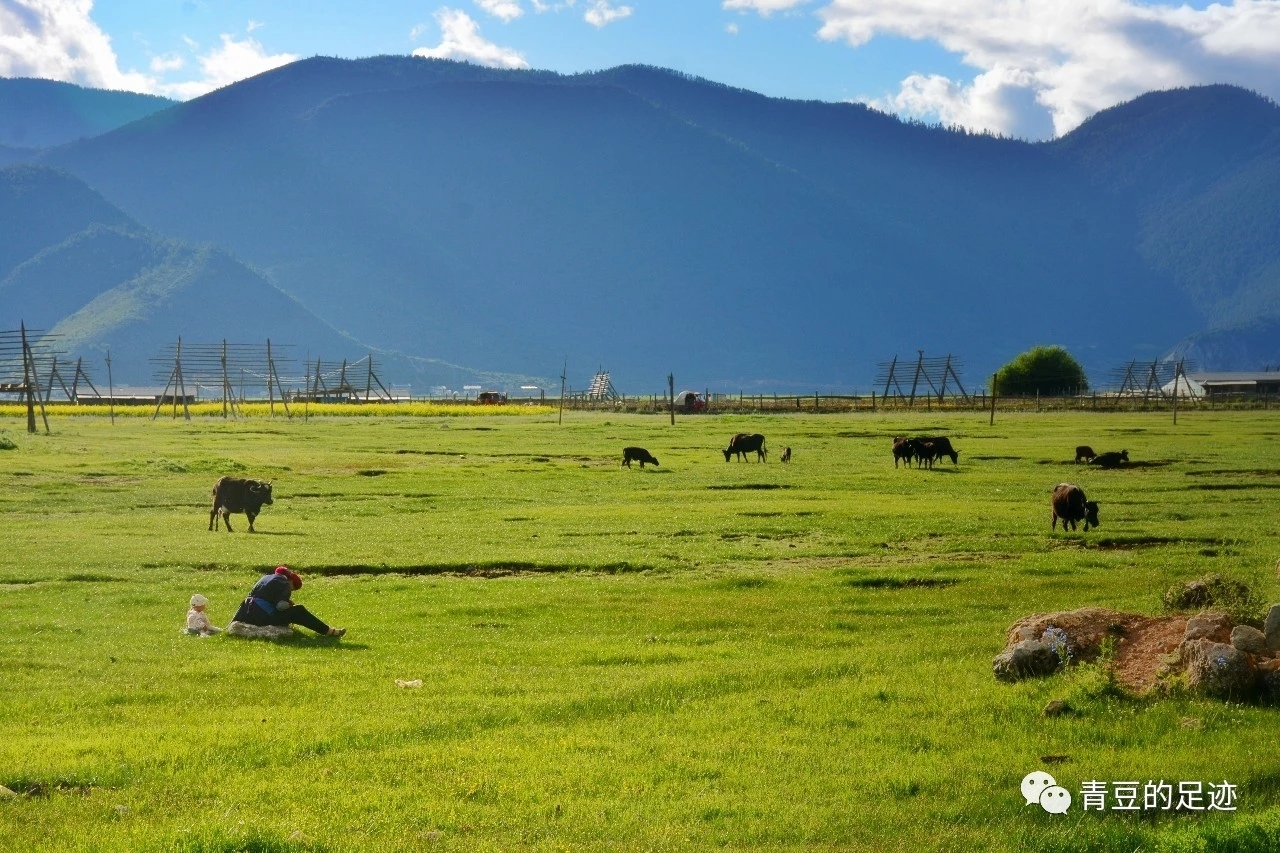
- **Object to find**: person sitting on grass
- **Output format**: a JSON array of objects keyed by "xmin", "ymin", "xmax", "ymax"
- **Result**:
[
  {"xmin": 232, "ymin": 566, "xmax": 345, "ymax": 637},
  {"xmin": 185, "ymin": 593, "xmax": 222, "ymax": 636}
]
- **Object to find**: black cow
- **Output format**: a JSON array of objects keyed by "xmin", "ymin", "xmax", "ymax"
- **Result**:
[
  {"xmin": 892, "ymin": 436, "xmax": 914, "ymax": 468},
  {"xmin": 914, "ymin": 436, "xmax": 959, "ymax": 468},
  {"xmin": 780, "ymin": 446, "xmax": 792, "ymax": 463},
  {"xmin": 622, "ymin": 447, "xmax": 659, "ymax": 468},
  {"xmin": 209, "ymin": 477, "xmax": 274, "ymax": 532},
  {"xmin": 723, "ymin": 433, "xmax": 767, "ymax": 462},
  {"xmin": 1051, "ymin": 483, "xmax": 1100, "ymax": 532},
  {"xmin": 1090, "ymin": 450, "xmax": 1129, "ymax": 469},
  {"xmin": 1075, "ymin": 445, "xmax": 1096, "ymax": 463}
]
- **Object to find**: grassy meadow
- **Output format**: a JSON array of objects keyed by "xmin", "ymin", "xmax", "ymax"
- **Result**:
[{"xmin": 2, "ymin": 408, "xmax": 1280, "ymax": 851}]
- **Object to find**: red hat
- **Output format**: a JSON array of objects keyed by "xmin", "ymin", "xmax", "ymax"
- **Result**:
[{"xmin": 274, "ymin": 565, "xmax": 302, "ymax": 590}]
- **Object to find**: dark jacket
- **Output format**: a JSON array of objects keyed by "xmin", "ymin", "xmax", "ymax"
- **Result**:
[{"xmin": 232, "ymin": 574, "xmax": 293, "ymax": 624}]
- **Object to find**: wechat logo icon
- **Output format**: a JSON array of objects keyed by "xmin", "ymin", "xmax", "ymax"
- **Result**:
[{"xmin": 1022, "ymin": 771, "xmax": 1072, "ymax": 814}]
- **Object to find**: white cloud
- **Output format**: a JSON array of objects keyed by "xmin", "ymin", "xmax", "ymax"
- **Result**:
[
  {"xmin": 475, "ymin": 0, "xmax": 524, "ymax": 22},
  {"xmin": 180, "ymin": 31, "xmax": 297, "ymax": 95},
  {"xmin": 738, "ymin": 0, "xmax": 1280, "ymax": 139},
  {"xmin": 584, "ymin": 0, "xmax": 632, "ymax": 28},
  {"xmin": 149, "ymin": 52, "xmax": 185, "ymax": 73},
  {"xmin": 413, "ymin": 8, "xmax": 529, "ymax": 69},
  {"xmin": 530, "ymin": 0, "xmax": 577, "ymax": 11},
  {"xmin": 722, "ymin": 0, "xmax": 810, "ymax": 15},
  {"xmin": 725, "ymin": 22, "xmax": 740, "ymax": 35},
  {"xmin": 0, "ymin": 0, "xmax": 154, "ymax": 91},
  {"xmin": 0, "ymin": 2, "xmax": 297, "ymax": 100}
]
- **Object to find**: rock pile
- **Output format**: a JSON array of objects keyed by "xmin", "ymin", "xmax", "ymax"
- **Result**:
[{"xmin": 992, "ymin": 605, "xmax": 1280, "ymax": 701}]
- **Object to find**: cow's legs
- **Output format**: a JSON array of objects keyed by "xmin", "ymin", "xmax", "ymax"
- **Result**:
[
  {"xmin": 209, "ymin": 507, "xmax": 218, "ymax": 531},
  {"xmin": 221, "ymin": 510, "xmax": 233, "ymax": 532},
  {"xmin": 246, "ymin": 511, "xmax": 256, "ymax": 533}
]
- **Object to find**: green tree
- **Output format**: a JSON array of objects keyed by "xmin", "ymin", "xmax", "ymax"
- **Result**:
[{"xmin": 995, "ymin": 346, "xmax": 1088, "ymax": 395}]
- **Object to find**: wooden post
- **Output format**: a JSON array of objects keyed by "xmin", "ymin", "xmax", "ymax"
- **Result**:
[
  {"xmin": 872, "ymin": 390, "xmax": 876, "ymax": 412},
  {"xmin": 20, "ymin": 323, "xmax": 36, "ymax": 434},
  {"xmin": 267, "ymin": 339, "xmax": 276, "ymax": 416},
  {"xmin": 908, "ymin": 350, "xmax": 924, "ymax": 407},
  {"xmin": 989, "ymin": 374, "xmax": 997, "ymax": 425},
  {"xmin": 558, "ymin": 359, "xmax": 566, "ymax": 425},
  {"xmin": 153, "ymin": 339, "xmax": 178, "ymax": 421},
  {"xmin": 668, "ymin": 373, "xmax": 675, "ymax": 426},
  {"xmin": 105, "ymin": 351, "xmax": 115, "ymax": 425},
  {"xmin": 221, "ymin": 340, "xmax": 229, "ymax": 419}
]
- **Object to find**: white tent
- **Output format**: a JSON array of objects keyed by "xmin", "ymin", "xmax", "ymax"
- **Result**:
[{"xmin": 1161, "ymin": 375, "xmax": 1204, "ymax": 399}]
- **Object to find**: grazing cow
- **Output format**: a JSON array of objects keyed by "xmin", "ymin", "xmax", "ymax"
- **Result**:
[
  {"xmin": 913, "ymin": 436, "xmax": 959, "ymax": 468},
  {"xmin": 723, "ymin": 433, "xmax": 767, "ymax": 462},
  {"xmin": 892, "ymin": 436, "xmax": 914, "ymax": 468},
  {"xmin": 1051, "ymin": 483, "xmax": 1100, "ymax": 531},
  {"xmin": 1090, "ymin": 450, "xmax": 1129, "ymax": 469},
  {"xmin": 622, "ymin": 447, "xmax": 659, "ymax": 468},
  {"xmin": 1075, "ymin": 445, "xmax": 1096, "ymax": 463},
  {"xmin": 780, "ymin": 446, "xmax": 792, "ymax": 463},
  {"xmin": 209, "ymin": 477, "xmax": 274, "ymax": 533}
]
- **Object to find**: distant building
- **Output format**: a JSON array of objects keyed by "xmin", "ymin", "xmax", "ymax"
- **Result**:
[{"xmin": 1187, "ymin": 372, "xmax": 1280, "ymax": 397}]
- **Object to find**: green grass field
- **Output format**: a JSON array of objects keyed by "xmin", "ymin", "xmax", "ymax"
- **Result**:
[{"xmin": 2, "ymin": 409, "xmax": 1280, "ymax": 851}]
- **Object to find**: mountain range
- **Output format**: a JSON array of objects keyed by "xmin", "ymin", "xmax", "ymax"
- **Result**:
[{"xmin": 2, "ymin": 60, "xmax": 1279, "ymax": 392}]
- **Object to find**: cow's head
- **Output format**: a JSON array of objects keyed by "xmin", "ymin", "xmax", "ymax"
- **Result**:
[
  {"xmin": 1083, "ymin": 500, "xmax": 1100, "ymax": 530},
  {"xmin": 250, "ymin": 480, "xmax": 274, "ymax": 505},
  {"xmin": 723, "ymin": 448, "xmax": 732, "ymax": 462}
]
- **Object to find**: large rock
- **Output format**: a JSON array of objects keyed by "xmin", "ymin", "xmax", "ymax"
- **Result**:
[
  {"xmin": 1004, "ymin": 608, "xmax": 1136, "ymax": 662},
  {"xmin": 1261, "ymin": 668, "xmax": 1280, "ymax": 705},
  {"xmin": 1182, "ymin": 639, "xmax": 1258, "ymax": 699},
  {"xmin": 993, "ymin": 640, "xmax": 1061, "ymax": 682},
  {"xmin": 1184, "ymin": 613, "xmax": 1232, "ymax": 643},
  {"xmin": 1264, "ymin": 604, "xmax": 1280, "ymax": 652},
  {"xmin": 1231, "ymin": 625, "xmax": 1268, "ymax": 655}
]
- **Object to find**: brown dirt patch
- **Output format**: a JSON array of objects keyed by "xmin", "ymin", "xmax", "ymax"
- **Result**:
[
  {"xmin": 1006, "ymin": 608, "xmax": 1187, "ymax": 694},
  {"xmin": 1112, "ymin": 617, "xmax": 1186, "ymax": 693}
]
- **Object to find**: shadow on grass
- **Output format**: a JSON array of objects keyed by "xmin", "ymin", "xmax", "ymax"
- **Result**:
[
  {"xmin": 227, "ymin": 635, "xmax": 371, "ymax": 652},
  {"xmin": 706, "ymin": 484, "xmax": 790, "ymax": 490},
  {"xmin": 1188, "ymin": 482, "xmax": 1280, "ymax": 491},
  {"xmin": 306, "ymin": 561, "xmax": 657, "ymax": 578},
  {"xmin": 843, "ymin": 576, "xmax": 960, "ymax": 589}
]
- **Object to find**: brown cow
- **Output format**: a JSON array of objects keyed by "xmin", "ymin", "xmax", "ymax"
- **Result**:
[
  {"xmin": 1075, "ymin": 445, "xmax": 1096, "ymax": 463},
  {"xmin": 1051, "ymin": 483, "xmax": 1100, "ymax": 532},
  {"xmin": 209, "ymin": 477, "xmax": 274, "ymax": 532},
  {"xmin": 892, "ymin": 436, "xmax": 914, "ymax": 468}
]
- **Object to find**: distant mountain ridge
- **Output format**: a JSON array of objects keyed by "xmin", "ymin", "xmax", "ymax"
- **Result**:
[
  {"xmin": 0, "ymin": 165, "xmax": 530, "ymax": 389},
  {"xmin": 0, "ymin": 78, "xmax": 175, "ymax": 149},
  {"xmin": 5, "ymin": 59, "xmax": 1280, "ymax": 389}
]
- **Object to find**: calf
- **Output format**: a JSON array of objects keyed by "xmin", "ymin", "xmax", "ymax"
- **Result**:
[
  {"xmin": 892, "ymin": 436, "xmax": 914, "ymax": 468},
  {"xmin": 1075, "ymin": 445, "xmax": 1096, "ymax": 463},
  {"xmin": 723, "ymin": 433, "xmax": 767, "ymax": 462},
  {"xmin": 209, "ymin": 477, "xmax": 273, "ymax": 533},
  {"xmin": 780, "ymin": 447, "xmax": 792, "ymax": 463},
  {"xmin": 622, "ymin": 447, "xmax": 659, "ymax": 468},
  {"xmin": 1051, "ymin": 483, "xmax": 1100, "ymax": 532},
  {"xmin": 1090, "ymin": 450, "xmax": 1129, "ymax": 469}
]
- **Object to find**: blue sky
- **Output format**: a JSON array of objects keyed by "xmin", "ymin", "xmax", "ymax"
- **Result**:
[{"xmin": 3, "ymin": 1, "xmax": 1279, "ymax": 139}]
